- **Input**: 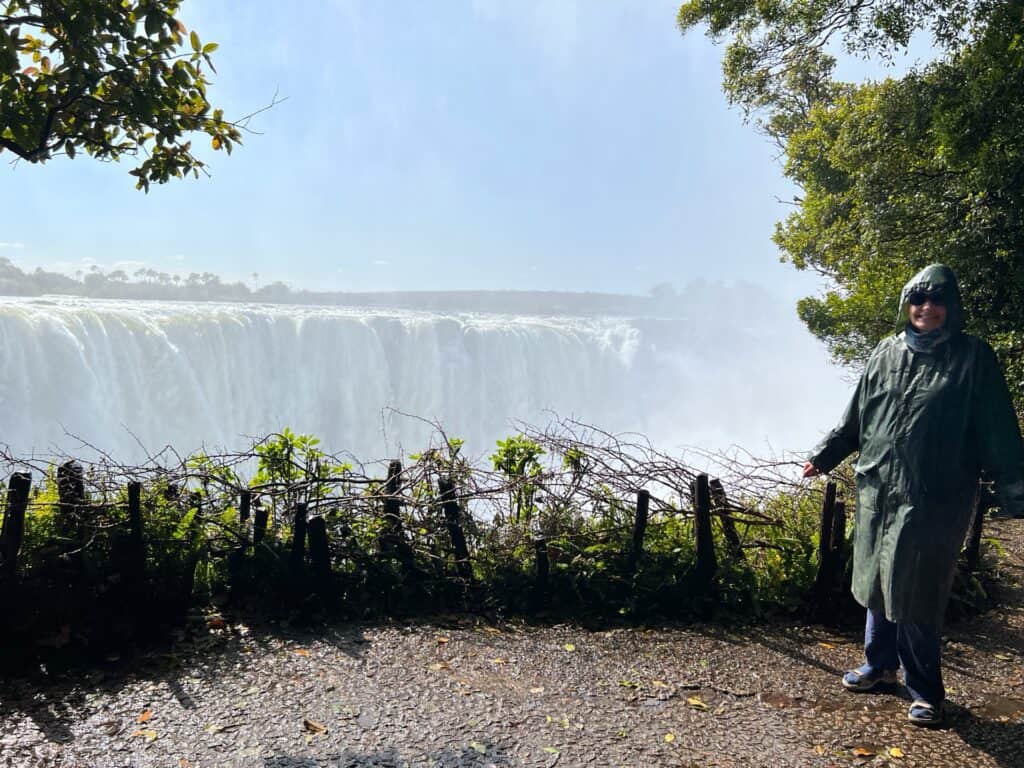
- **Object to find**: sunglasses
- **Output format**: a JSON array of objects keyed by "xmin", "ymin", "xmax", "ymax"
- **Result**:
[{"xmin": 907, "ymin": 291, "xmax": 945, "ymax": 307}]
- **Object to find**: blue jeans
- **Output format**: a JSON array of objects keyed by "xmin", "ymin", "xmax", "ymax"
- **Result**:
[{"xmin": 863, "ymin": 608, "xmax": 944, "ymax": 705}]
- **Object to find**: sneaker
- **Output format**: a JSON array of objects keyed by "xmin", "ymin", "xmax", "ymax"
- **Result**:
[
  {"xmin": 908, "ymin": 699, "xmax": 943, "ymax": 727},
  {"xmin": 841, "ymin": 665, "xmax": 898, "ymax": 691}
]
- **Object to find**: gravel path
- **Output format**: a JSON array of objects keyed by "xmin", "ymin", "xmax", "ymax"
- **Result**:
[{"xmin": 2, "ymin": 520, "xmax": 1022, "ymax": 768}]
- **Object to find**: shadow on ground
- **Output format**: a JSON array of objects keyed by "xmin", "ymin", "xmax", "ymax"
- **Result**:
[
  {"xmin": 261, "ymin": 742, "xmax": 515, "ymax": 767},
  {"xmin": 949, "ymin": 705, "xmax": 1024, "ymax": 768},
  {"xmin": 0, "ymin": 614, "xmax": 376, "ymax": 749}
]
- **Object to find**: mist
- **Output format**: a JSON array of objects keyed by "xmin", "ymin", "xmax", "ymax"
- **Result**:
[{"xmin": 0, "ymin": 279, "xmax": 848, "ymax": 465}]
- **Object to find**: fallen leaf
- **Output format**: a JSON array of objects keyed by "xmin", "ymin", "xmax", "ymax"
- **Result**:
[
  {"xmin": 178, "ymin": 760, "xmax": 191, "ymax": 768},
  {"xmin": 437, "ymin": 636, "xmax": 450, "ymax": 644},
  {"xmin": 652, "ymin": 680, "xmax": 669, "ymax": 688},
  {"xmin": 428, "ymin": 662, "xmax": 450, "ymax": 671},
  {"xmin": 483, "ymin": 627, "xmax": 501, "ymax": 634},
  {"xmin": 470, "ymin": 742, "xmax": 487, "ymax": 754},
  {"xmin": 686, "ymin": 696, "xmax": 709, "ymax": 711},
  {"xmin": 995, "ymin": 653, "xmax": 1013, "ymax": 661},
  {"xmin": 137, "ymin": 710, "xmax": 153, "ymax": 723},
  {"xmin": 530, "ymin": 686, "xmax": 545, "ymax": 694},
  {"xmin": 818, "ymin": 642, "xmax": 835, "ymax": 649},
  {"xmin": 888, "ymin": 747, "xmax": 905, "ymax": 759},
  {"xmin": 664, "ymin": 732, "xmax": 675, "ymax": 743},
  {"xmin": 206, "ymin": 615, "xmax": 226, "ymax": 630},
  {"xmin": 564, "ymin": 643, "xmax": 576, "ymax": 652},
  {"xmin": 618, "ymin": 680, "xmax": 640, "ymax": 688},
  {"xmin": 295, "ymin": 649, "xmax": 310, "ymax": 657},
  {"xmin": 130, "ymin": 729, "xmax": 158, "ymax": 742},
  {"xmin": 851, "ymin": 747, "xmax": 875, "ymax": 757},
  {"xmin": 814, "ymin": 745, "xmax": 826, "ymax": 756},
  {"xmin": 542, "ymin": 746, "xmax": 560, "ymax": 755},
  {"xmin": 491, "ymin": 658, "xmax": 506, "ymax": 665},
  {"xmin": 303, "ymin": 718, "xmax": 327, "ymax": 734}
]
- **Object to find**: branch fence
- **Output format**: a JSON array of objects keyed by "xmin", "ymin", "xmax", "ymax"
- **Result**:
[{"xmin": 0, "ymin": 418, "xmax": 993, "ymax": 651}]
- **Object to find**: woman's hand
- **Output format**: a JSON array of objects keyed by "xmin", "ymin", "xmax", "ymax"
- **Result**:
[{"xmin": 802, "ymin": 462, "xmax": 822, "ymax": 478}]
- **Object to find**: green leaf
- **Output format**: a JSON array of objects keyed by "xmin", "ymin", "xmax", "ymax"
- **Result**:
[
  {"xmin": 0, "ymin": 1, "xmax": 249, "ymax": 187},
  {"xmin": 144, "ymin": 12, "xmax": 161, "ymax": 37}
]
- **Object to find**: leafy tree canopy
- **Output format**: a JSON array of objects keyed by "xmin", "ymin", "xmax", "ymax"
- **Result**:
[
  {"xmin": 1, "ymin": 0, "xmax": 245, "ymax": 190},
  {"xmin": 679, "ymin": 0, "xmax": 1024, "ymax": 415}
]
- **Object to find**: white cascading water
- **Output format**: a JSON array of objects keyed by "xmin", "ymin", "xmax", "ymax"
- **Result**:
[{"xmin": 0, "ymin": 295, "xmax": 847, "ymax": 463}]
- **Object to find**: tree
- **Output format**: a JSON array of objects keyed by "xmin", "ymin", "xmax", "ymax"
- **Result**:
[
  {"xmin": 679, "ymin": 0, "xmax": 1024, "ymax": 415},
  {"xmin": 1, "ymin": 1, "xmax": 249, "ymax": 190},
  {"xmin": 676, "ymin": 0, "xmax": 986, "ymax": 127}
]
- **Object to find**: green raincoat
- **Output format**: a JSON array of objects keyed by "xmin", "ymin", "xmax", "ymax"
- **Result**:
[{"xmin": 810, "ymin": 264, "xmax": 1024, "ymax": 624}]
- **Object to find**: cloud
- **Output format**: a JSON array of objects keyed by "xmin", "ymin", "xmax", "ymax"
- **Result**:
[{"xmin": 0, "ymin": 242, "xmax": 25, "ymax": 249}]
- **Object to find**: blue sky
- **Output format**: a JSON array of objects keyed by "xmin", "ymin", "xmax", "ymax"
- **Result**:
[{"xmin": 3, "ymin": 1, "xmax": 933, "ymax": 297}]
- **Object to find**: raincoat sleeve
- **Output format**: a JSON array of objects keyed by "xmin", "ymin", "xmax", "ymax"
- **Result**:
[
  {"xmin": 808, "ymin": 372, "xmax": 864, "ymax": 475},
  {"xmin": 975, "ymin": 343, "xmax": 1024, "ymax": 519}
]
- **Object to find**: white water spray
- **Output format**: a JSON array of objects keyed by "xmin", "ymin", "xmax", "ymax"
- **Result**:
[{"xmin": 0, "ymin": 295, "xmax": 847, "ymax": 462}]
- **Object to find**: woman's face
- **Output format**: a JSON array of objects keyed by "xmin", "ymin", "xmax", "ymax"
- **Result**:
[{"xmin": 907, "ymin": 293, "xmax": 948, "ymax": 333}]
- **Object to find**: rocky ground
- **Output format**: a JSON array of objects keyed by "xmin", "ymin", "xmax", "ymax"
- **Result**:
[{"xmin": 2, "ymin": 520, "xmax": 1022, "ymax": 768}]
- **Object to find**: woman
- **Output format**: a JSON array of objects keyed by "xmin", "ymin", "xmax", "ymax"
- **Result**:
[{"xmin": 803, "ymin": 263, "xmax": 1024, "ymax": 726}]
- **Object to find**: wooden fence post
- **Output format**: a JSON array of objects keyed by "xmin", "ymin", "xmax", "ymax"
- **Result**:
[
  {"xmin": 228, "ymin": 490, "xmax": 254, "ymax": 588},
  {"xmin": 56, "ymin": 460, "xmax": 86, "ymax": 540},
  {"xmin": 534, "ymin": 535, "xmax": 549, "ymax": 607},
  {"xmin": 627, "ymin": 489, "xmax": 650, "ymax": 574},
  {"xmin": 831, "ymin": 500, "xmax": 847, "ymax": 591},
  {"xmin": 438, "ymin": 477, "xmax": 473, "ymax": 582},
  {"xmin": 709, "ymin": 478, "xmax": 745, "ymax": 562},
  {"xmin": 0, "ymin": 473, "xmax": 32, "ymax": 578},
  {"xmin": 691, "ymin": 474, "xmax": 718, "ymax": 585},
  {"xmin": 381, "ymin": 460, "xmax": 403, "ymax": 547},
  {"xmin": 290, "ymin": 503, "xmax": 307, "ymax": 576},
  {"xmin": 307, "ymin": 515, "xmax": 331, "ymax": 587},
  {"xmin": 127, "ymin": 481, "xmax": 145, "ymax": 581},
  {"xmin": 380, "ymin": 460, "xmax": 417, "ymax": 578},
  {"xmin": 965, "ymin": 481, "xmax": 985, "ymax": 573},
  {"xmin": 253, "ymin": 497, "xmax": 268, "ymax": 548},
  {"xmin": 812, "ymin": 482, "xmax": 838, "ymax": 605},
  {"xmin": 239, "ymin": 490, "xmax": 252, "ymax": 549}
]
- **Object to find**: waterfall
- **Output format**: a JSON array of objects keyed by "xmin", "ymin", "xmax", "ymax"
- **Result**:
[{"xmin": 0, "ymin": 296, "xmax": 846, "ymax": 462}]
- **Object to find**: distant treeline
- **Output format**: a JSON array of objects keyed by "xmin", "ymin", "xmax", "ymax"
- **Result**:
[{"xmin": 0, "ymin": 257, "xmax": 683, "ymax": 316}]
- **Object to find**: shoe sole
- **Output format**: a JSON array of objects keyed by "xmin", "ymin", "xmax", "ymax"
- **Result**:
[
  {"xmin": 841, "ymin": 673, "xmax": 898, "ymax": 692},
  {"xmin": 908, "ymin": 701, "xmax": 943, "ymax": 727}
]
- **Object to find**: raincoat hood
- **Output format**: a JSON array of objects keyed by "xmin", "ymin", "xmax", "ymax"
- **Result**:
[{"xmin": 898, "ymin": 263, "xmax": 966, "ymax": 333}]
